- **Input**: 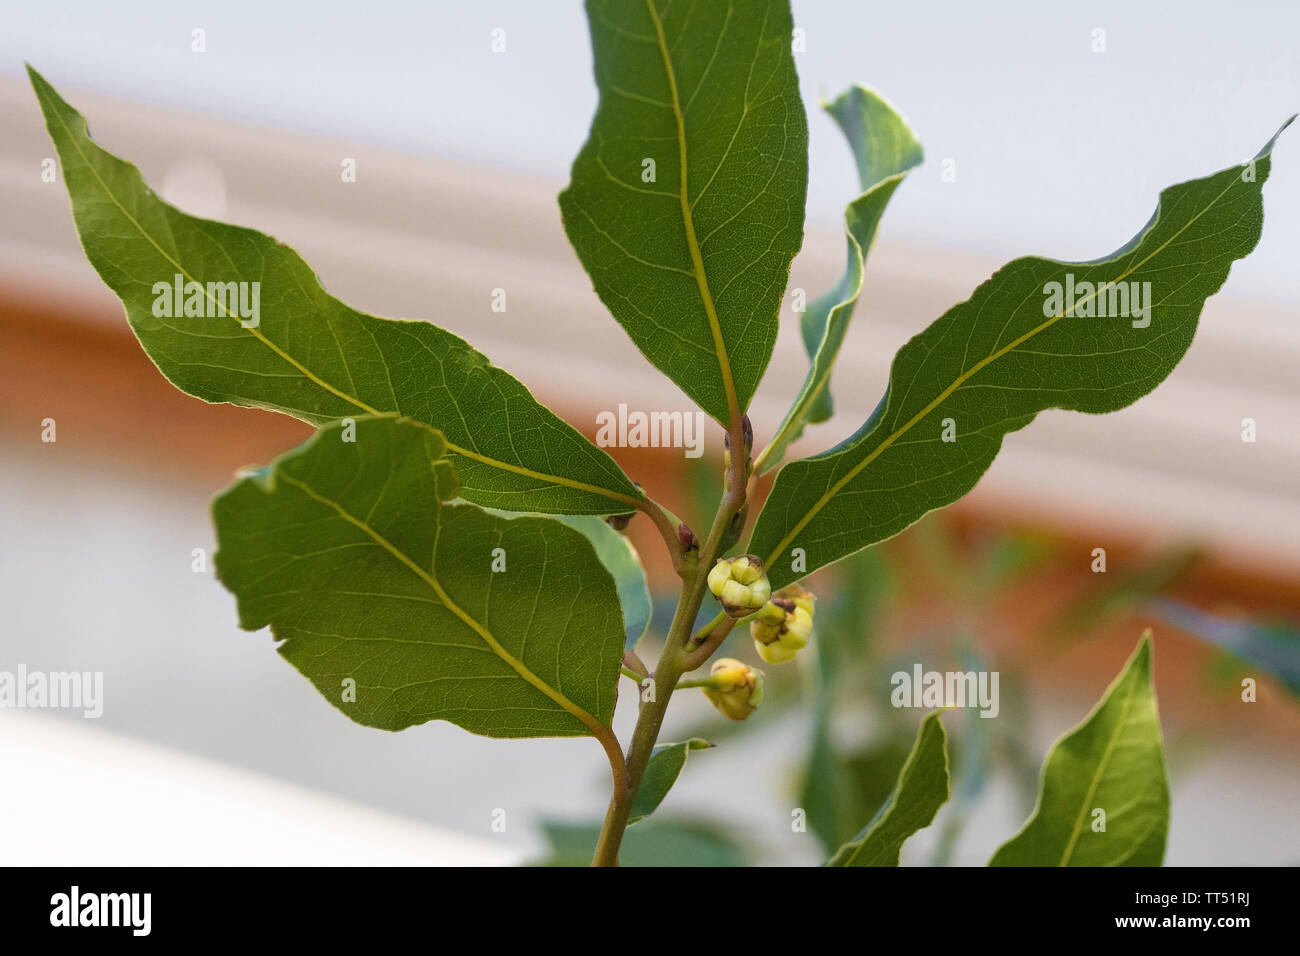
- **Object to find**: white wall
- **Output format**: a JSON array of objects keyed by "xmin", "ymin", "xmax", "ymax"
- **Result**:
[{"xmin": 3, "ymin": 0, "xmax": 1298, "ymax": 301}]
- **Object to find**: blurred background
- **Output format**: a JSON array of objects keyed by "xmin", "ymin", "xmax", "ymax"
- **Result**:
[{"xmin": 1, "ymin": 0, "xmax": 1297, "ymax": 865}]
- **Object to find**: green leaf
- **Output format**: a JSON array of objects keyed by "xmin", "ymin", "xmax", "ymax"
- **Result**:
[
  {"xmin": 629, "ymin": 737, "xmax": 712, "ymax": 824},
  {"xmin": 28, "ymin": 66, "xmax": 641, "ymax": 516},
  {"xmin": 827, "ymin": 711, "xmax": 950, "ymax": 866},
  {"xmin": 989, "ymin": 634, "xmax": 1169, "ymax": 866},
  {"xmin": 559, "ymin": 0, "xmax": 808, "ymax": 424},
  {"xmin": 752, "ymin": 122, "xmax": 1291, "ymax": 589},
  {"xmin": 552, "ymin": 516, "xmax": 653, "ymax": 651},
  {"xmin": 212, "ymin": 415, "xmax": 626, "ymax": 739},
  {"xmin": 759, "ymin": 86, "xmax": 922, "ymax": 473}
]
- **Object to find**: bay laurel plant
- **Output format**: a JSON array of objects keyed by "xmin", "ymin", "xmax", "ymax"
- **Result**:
[{"xmin": 30, "ymin": 0, "xmax": 1289, "ymax": 867}]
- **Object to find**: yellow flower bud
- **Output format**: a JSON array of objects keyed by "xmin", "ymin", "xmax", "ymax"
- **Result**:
[
  {"xmin": 750, "ymin": 585, "xmax": 815, "ymax": 664},
  {"xmin": 776, "ymin": 583, "xmax": 814, "ymax": 608},
  {"xmin": 702, "ymin": 658, "xmax": 765, "ymax": 721},
  {"xmin": 707, "ymin": 558, "xmax": 732, "ymax": 596},
  {"xmin": 755, "ymin": 638, "xmax": 799, "ymax": 665},
  {"xmin": 707, "ymin": 555, "xmax": 771, "ymax": 617},
  {"xmin": 731, "ymin": 556, "xmax": 764, "ymax": 586},
  {"xmin": 749, "ymin": 599, "xmax": 788, "ymax": 644},
  {"xmin": 720, "ymin": 578, "xmax": 751, "ymax": 610}
]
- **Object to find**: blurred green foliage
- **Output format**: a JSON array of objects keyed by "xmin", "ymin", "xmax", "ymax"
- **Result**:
[{"xmin": 541, "ymin": 488, "xmax": 1300, "ymax": 865}]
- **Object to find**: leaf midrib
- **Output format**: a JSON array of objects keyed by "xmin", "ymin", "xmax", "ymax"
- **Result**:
[
  {"xmin": 275, "ymin": 470, "xmax": 610, "ymax": 738},
  {"xmin": 1058, "ymin": 680, "xmax": 1138, "ymax": 866},
  {"xmin": 762, "ymin": 172, "xmax": 1244, "ymax": 568},
  {"xmin": 39, "ymin": 81, "xmax": 640, "ymax": 510},
  {"xmin": 645, "ymin": 0, "xmax": 741, "ymax": 426}
]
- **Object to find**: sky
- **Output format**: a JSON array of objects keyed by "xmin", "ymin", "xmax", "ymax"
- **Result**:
[{"xmin": 4, "ymin": 0, "xmax": 1298, "ymax": 303}]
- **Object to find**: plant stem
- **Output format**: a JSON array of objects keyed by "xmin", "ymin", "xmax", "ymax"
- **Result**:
[
  {"xmin": 636, "ymin": 495, "xmax": 689, "ymax": 579},
  {"xmin": 591, "ymin": 417, "xmax": 750, "ymax": 866},
  {"xmin": 682, "ymin": 616, "xmax": 737, "ymax": 672},
  {"xmin": 674, "ymin": 677, "xmax": 718, "ymax": 689},
  {"xmin": 590, "ymin": 592, "xmax": 694, "ymax": 866},
  {"xmin": 690, "ymin": 609, "xmax": 729, "ymax": 645},
  {"xmin": 622, "ymin": 650, "xmax": 648, "ymax": 678}
]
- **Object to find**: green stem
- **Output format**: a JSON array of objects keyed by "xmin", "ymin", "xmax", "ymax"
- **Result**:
[
  {"xmin": 622, "ymin": 649, "xmax": 648, "ymax": 678},
  {"xmin": 590, "ymin": 593, "xmax": 694, "ymax": 866},
  {"xmin": 590, "ymin": 416, "xmax": 750, "ymax": 866},
  {"xmin": 636, "ymin": 495, "xmax": 690, "ymax": 579},
  {"xmin": 675, "ymin": 677, "xmax": 721, "ymax": 690},
  {"xmin": 693, "ymin": 610, "xmax": 729, "ymax": 643},
  {"xmin": 682, "ymin": 615, "xmax": 737, "ymax": 673}
]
